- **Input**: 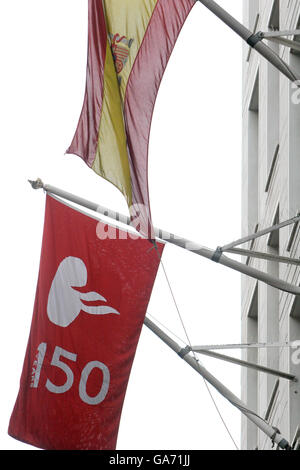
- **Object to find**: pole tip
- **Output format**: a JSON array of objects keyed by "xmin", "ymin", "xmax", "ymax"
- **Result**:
[{"xmin": 28, "ymin": 178, "xmax": 44, "ymax": 190}]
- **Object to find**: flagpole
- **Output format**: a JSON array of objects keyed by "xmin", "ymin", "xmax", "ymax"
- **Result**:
[
  {"xmin": 28, "ymin": 179, "xmax": 300, "ymax": 296},
  {"xmin": 196, "ymin": 0, "xmax": 300, "ymax": 83},
  {"xmin": 143, "ymin": 316, "xmax": 292, "ymax": 450}
]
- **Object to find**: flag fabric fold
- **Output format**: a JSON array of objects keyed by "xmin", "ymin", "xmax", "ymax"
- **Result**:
[
  {"xmin": 66, "ymin": 0, "xmax": 195, "ymax": 237},
  {"xmin": 8, "ymin": 195, "xmax": 164, "ymax": 450}
]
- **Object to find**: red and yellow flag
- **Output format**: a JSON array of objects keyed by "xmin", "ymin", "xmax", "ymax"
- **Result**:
[{"xmin": 66, "ymin": 0, "xmax": 195, "ymax": 237}]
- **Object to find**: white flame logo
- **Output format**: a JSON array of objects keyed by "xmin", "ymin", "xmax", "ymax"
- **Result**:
[{"xmin": 47, "ymin": 257, "xmax": 120, "ymax": 327}]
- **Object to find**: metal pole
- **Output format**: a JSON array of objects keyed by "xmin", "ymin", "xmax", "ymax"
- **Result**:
[
  {"xmin": 191, "ymin": 341, "xmax": 293, "ymax": 351},
  {"xmin": 196, "ymin": 0, "xmax": 300, "ymax": 83},
  {"xmin": 261, "ymin": 29, "xmax": 300, "ymax": 38},
  {"xmin": 28, "ymin": 179, "xmax": 300, "ymax": 296},
  {"xmin": 223, "ymin": 247, "xmax": 300, "ymax": 266},
  {"xmin": 221, "ymin": 214, "xmax": 300, "ymax": 252},
  {"xmin": 266, "ymin": 37, "xmax": 300, "ymax": 54},
  {"xmin": 195, "ymin": 348, "xmax": 297, "ymax": 382},
  {"xmin": 143, "ymin": 316, "xmax": 292, "ymax": 450}
]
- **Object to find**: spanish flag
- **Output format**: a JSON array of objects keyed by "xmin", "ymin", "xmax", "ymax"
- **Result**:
[{"xmin": 67, "ymin": 0, "xmax": 195, "ymax": 237}]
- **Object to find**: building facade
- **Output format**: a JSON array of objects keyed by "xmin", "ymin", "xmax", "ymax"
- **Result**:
[{"xmin": 242, "ymin": 0, "xmax": 300, "ymax": 450}]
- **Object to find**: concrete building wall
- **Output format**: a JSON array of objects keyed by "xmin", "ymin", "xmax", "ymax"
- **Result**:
[{"xmin": 242, "ymin": 0, "xmax": 300, "ymax": 450}]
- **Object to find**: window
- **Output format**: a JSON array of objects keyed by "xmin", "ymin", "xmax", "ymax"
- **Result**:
[
  {"xmin": 268, "ymin": 0, "xmax": 279, "ymax": 32},
  {"xmin": 291, "ymin": 16, "xmax": 300, "ymax": 56},
  {"xmin": 290, "ymin": 294, "xmax": 300, "ymax": 319},
  {"xmin": 264, "ymin": 379, "xmax": 279, "ymax": 422},
  {"xmin": 266, "ymin": 207, "xmax": 279, "ymax": 374},
  {"xmin": 265, "ymin": 2, "xmax": 280, "ymax": 186},
  {"xmin": 289, "ymin": 18, "xmax": 300, "ymax": 227},
  {"xmin": 248, "ymin": 0, "xmax": 259, "ymax": 30},
  {"xmin": 292, "ymin": 427, "xmax": 300, "ymax": 450},
  {"xmin": 245, "ymin": 285, "xmax": 258, "ymax": 449},
  {"xmin": 289, "ymin": 292, "xmax": 300, "ymax": 437},
  {"xmin": 247, "ymin": 74, "xmax": 259, "ymax": 234},
  {"xmin": 265, "ymin": 145, "xmax": 279, "ymax": 192},
  {"xmin": 287, "ymin": 219, "xmax": 300, "ymax": 252},
  {"xmin": 267, "ymin": 206, "xmax": 279, "ymax": 249},
  {"xmin": 246, "ymin": 223, "xmax": 259, "ymax": 265},
  {"xmin": 245, "ymin": 0, "xmax": 260, "ymax": 62}
]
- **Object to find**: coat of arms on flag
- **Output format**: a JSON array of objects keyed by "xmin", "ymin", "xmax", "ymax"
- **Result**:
[{"xmin": 109, "ymin": 33, "xmax": 133, "ymax": 76}]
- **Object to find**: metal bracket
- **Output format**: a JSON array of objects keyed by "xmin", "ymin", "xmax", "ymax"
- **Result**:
[
  {"xmin": 211, "ymin": 246, "xmax": 223, "ymax": 263},
  {"xmin": 178, "ymin": 345, "xmax": 192, "ymax": 359},
  {"xmin": 247, "ymin": 32, "xmax": 263, "ymax": 47},
  {"xmin": 271, "ymin": 427, "xmax": 292, "ymax": 450}
]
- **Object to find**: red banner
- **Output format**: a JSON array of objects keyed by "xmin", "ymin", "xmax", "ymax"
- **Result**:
[{"xmin": 8, "ymin": 195, "xmax": 164, "ymax": 450}]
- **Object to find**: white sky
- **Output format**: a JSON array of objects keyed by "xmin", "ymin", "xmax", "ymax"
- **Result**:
[{"xmin": 0, "ymin": 0, "xmax": 243, "ymax": 450}]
